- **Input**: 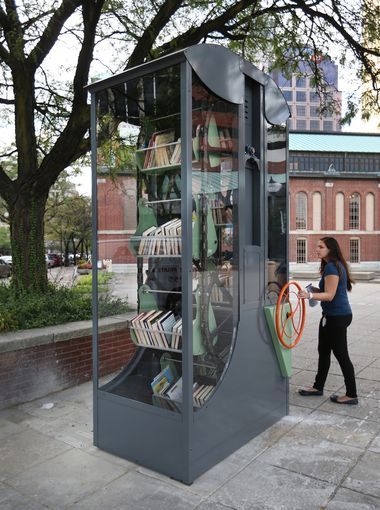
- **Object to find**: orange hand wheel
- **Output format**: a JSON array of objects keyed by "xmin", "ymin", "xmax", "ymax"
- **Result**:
[{"xmin": 275, "ymin": 281, "xmax": 306, "ymax": 349}]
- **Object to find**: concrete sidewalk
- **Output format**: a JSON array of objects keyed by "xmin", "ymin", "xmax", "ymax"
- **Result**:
[{"xmin": 1, "ymin": 282, "xmax": 379, "ymax": 509}]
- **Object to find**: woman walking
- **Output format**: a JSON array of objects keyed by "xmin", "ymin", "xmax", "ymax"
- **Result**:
[{"xmin": 298, "ymin": 237, "xmax": 358, "ymax": 405}]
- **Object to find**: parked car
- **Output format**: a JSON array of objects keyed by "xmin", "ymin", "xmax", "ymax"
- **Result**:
[
  {"xmin": 0, "ymin": 258, "xmax": 11, "ymax": 278},
  {"xmin": 46, "ymin": 253, "xmax": 63, "ymax": 268}
]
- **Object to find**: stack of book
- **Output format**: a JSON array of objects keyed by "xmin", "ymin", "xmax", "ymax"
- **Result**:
[
  {"xmin": 129, "ymin": 310, "xmax": 181, "ymax": 349},
  {"xmin": 143, "ymin": 129, "xmax": 181, "ymax": 169},
  {"xmin": 193, "ymin": 384, "xmax": 214, "ymax": 407},
  {"xmin": 152, "ymin": 376, "xmax": 215, "ymax": 409},
  {"xmin": 138, "ymin": 219, "xmax": 182, "ymax": 256},
  {"xmin": 209, "ymin": 198, "xmax": 224, "ymax": 225}
]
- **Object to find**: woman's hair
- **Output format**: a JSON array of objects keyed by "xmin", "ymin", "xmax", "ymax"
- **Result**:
[{"xmin": 319, "ymin": 237, "xmax": 354, "ymax": 291}]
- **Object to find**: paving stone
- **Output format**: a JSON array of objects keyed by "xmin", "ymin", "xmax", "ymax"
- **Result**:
[
  {"xmin": 356, "ymin": 379, "xmax": 380, "ymax": 400},
  {"xmin": 343, "ymin": 451, "xmax": 380, "ymax": 498},
  {"xmin": 369, "ymin": 433, "xmax": 380, "ymax": 454},
  {"xmin": 319, "ymin": 396, "xmax": 380, "ymax": 423},
  {"xmin": 0, "ymin": 482, "xmax": 47, "ymax": 510},
  {"xmin": 0, "ymin": 428, "xmax": 71, "ymax": 482},
  {"xmin": 289, "ymin": 384, "xmax": 329, "ymax": 410},
  {"xmin": 356, "ymin": 366, "xmax": 380, "ymax": 382},
  {"xmin": 291, "ymin": 370, "xmax": 346, "ymax": 393},
  {"xmin": 326, "ymin": 487, "xmax": 380, "ymax": 509},
  {"xmin": 202, "ymin": 460, "xmax": 334, "ymax": 510},
  {"xmin": 7, "ymin": 448, "xmax": 127, "ymax": 510},
  {"xmin": 259, "ymin": 434, "xmax": 363, "ymax": 485},
  {"xmin": 71, "ymin": 469, "xmax": 201, "ymax": 510},
  {"xmin": 283, "ymin": 410, "xmax": 379, "ymax": 450}
]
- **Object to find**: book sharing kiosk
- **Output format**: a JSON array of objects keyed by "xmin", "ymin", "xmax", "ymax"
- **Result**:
[{"xmin": 88, "ymin": 44, "xmax": 291, "ymax": 484}]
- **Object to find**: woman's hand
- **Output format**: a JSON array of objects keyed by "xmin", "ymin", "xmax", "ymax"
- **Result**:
[{"xmin": 298, "ymin": 289, "xmax": 310, "ymax": 300}]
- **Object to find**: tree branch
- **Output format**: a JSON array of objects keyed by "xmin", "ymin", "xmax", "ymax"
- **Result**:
[
  {"xmin": 27, "ymin": 0, "xmax": 83, "ymax": 70},
  {"xmin": 37, "ymin": 0, "xmax": 105, "ymax": 192},
  {"xmin": 0, "ymin": 164, "xmax": 15, "ymax": 203},
  {"xmin": 127, "ymin": 0, "xmax": 184, "ymax": 68}
]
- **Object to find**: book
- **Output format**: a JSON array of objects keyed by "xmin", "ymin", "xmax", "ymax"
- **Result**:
[
  {"xmin": 145, "ymin": 310, "xmax": 164, "ymax": 346},
  {"xmin": 154, "ymin": 310, "xmax": 172, "ymax": 348},
  {"xmin": 153, "ymin": 130, "xmax": 175, "ymax": 167},
  {"xmin": 166, "ymin": 377, "xmax": 183, "ymax": 401},
  {"xmin": 151, "ymin": 365, "xmax": 175, "ymax": 395},
  {"xmin": 138, "ymin": 225, "xmax": 157, "ymax": 255},
  {"xmin": 160, "ymin": 312, "xmax": 176, "ymax": 346}
]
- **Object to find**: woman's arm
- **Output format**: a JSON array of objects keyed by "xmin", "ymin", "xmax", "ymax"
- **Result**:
[{"xmin": 299, "ymin": 275, "xmax": 339, "ymax": 302}]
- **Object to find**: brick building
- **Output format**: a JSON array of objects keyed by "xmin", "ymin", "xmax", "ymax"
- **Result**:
[
  {"xmin": 289, "ymin": 132, "xmax": 380, "ymax": 270},
  {"xmin": 97, "ymin": 132, "xmax": 380, "ymax": 271}
]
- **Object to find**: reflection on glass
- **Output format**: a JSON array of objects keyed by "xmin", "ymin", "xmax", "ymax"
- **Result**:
[
  {"xmin": 266, "ymin": 124, "xmax": 287, "ymax": 304},
  {"xmin": 95, "ymin": 66, "xmax": 184, "ymax": 411},
  {"xmin": 191, "ymin": 73, "xmax": 238, "ymax": 410}
]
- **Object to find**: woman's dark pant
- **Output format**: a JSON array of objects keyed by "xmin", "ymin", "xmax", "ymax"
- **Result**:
[{"xmin": 313, "ymin": 314, "xmax": 357, "ymax": 398}]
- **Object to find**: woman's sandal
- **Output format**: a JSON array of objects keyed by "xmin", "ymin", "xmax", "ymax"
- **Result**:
[
  {"xmin": 298, "ymin": 388, "xmax": 323, "ymax": 396},
  {"xmin": 330, "ymin": 394, "xmax": 358, "ymax": 405}
]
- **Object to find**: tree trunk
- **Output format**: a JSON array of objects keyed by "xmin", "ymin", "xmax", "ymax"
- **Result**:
[{"xmin": 9, "ymin": 192, "xmax": 48, "ymax": 294}]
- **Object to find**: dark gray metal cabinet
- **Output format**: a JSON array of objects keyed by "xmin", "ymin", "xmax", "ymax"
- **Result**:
[{"xmin": 87, "ymin": 44, "xmax": 290, "ymax": 484}]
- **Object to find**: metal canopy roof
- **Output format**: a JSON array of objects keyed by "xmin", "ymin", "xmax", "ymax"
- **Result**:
[
  {"xmin": 289, "ymin": 132, "xmax": 380, "ymax": 153},
  {"xmin": 86, "ymin": 44, "xmax": 290, "ymax": 125}
]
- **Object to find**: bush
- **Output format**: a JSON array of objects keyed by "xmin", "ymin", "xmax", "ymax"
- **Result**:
[{"xmin": 0, "ymin": 276, "xmax": 128, "ymax": 332}]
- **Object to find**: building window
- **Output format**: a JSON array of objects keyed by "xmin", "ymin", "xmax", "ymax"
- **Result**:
[
  {"xmin": 366, "ymin": 192, "xmax": 375, "ymax": 231},
  {"xmin": 283, "ymin": 90, "xmax": 293, "ymax": 102},
  {"xmin": 310, "ymin": 120, "xmax": 320, "ymax": 131},
  {"xmin": 310, "ymin": 92, "xmax": 320, "ymax": 103},
  {"xmin": 312, "ymin": 192, "xmax": 322, "ymax": 230},
  {"xmin": 296, "ymin": 77, "xmax": 306, "ymax": 87},
  {"xmin": 296, "ymin": 192, "xmax": 307, "ymax": 229},
  {"xmin": 296, "ymin": 105, "xmax": 306, "ymax": 117},
  {"xmin": 310, "ymin": 105, "xmax": 320, "ymax": 117},
  {"xmin": 296, "ymin": 119, "xmax": 307, "ymax": 130},
  {"xmin": 323, "ymin": 120, "xmax": 333, "ymax": 131},
  {"xmin": 349, "ymin": 193, "xmax": 360, "ymax": 229},
  {"xmin": 296, "ymin": 91, "xmax": 306, "ymax": 102},
  {"xmin": 278, "ymin": 76, "xmax": 292, "ymax": 87},
  {"xmin": 296, "ymin": 238, "xmax": 307, "ymax": 263},
  {"xmin": 335, "ymin": 192, "xmax": 344, "ymax": 231},
  {"xmin": 349, "ymin": 238, "xmax": 360, "ymax": 263}
]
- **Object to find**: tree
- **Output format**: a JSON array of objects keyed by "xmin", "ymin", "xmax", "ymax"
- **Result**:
[
  {"xmin": 0, "ymin": 0, "xmax": 379, "ymax": 293},
  {"xmin": 45, "ymin": 172, "xmax": 92, "ymax": 264}
]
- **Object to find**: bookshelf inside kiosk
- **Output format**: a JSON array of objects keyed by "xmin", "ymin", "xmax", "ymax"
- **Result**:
[{"xmin": 90, "ymin": 44, "xmax": 290, "ymax": 484}]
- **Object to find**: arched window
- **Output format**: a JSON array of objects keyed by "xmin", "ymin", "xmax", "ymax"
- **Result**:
[
  {"xmin": 349, "ymin": 193, "xmax": 360, "ymax": 230},
  {"xmin": 335, "ymin": 192, "xmax": 344, "ymax": 231},
  {"xmin": 296, "ymin": 192, "xmax": 307, "ymax": 230},
  {"xmin": 366, "ymin": 193, "xmax": 375, "ymax": 231},
  {"xmin": 312, "ymin": 192, "xmax": 322, "ymax": 230}
]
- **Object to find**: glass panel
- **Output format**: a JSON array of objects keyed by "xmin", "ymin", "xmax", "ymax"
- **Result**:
[
  {"xmin": 95, "ymin": 65, "xmax": 184, "ymax": 412},
  {"xmin": 266, "ymin": 124, "xmax": 287, "ymax": 303},
  {"xmin": 191, "ymin": 72, "xmax": 238, "ymax": 409}
]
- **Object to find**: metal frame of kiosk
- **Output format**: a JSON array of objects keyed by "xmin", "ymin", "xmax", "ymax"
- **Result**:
[{"xmin": 88, "ymin": 44, "xmax": 290, "ymax": 484}]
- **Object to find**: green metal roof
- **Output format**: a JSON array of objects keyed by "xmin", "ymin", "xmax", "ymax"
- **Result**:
[{"xmin": 289, "ymin": 132, "xmax": 380, "ymax": 153}]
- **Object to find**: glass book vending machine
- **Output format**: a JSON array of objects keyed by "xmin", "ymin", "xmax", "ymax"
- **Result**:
[{"xmin": 87, "ymin": 44, "xmax": 290, "ymax": 484}]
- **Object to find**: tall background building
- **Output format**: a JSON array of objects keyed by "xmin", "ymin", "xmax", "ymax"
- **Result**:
[{"xmin": 271, "ymin": 54, "xmax": 342, "ymax": 132}]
